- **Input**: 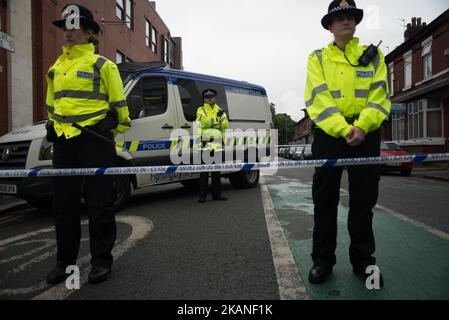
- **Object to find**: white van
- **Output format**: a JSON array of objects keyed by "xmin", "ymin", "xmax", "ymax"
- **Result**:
[{"xmin": 0, "ymin": 63, "xmax": 274, "ymax": 211}]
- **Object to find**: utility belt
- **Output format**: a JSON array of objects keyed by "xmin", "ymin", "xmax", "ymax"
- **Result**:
[{"xmin": 311, "ymin": 114, "xmax": 360, "ymax": 131}]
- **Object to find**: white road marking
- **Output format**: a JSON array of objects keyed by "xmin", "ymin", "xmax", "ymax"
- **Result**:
[
  {"xmin": 259, "ymin": 176, "xmax": 308, "ymax": 300},
  {"xmin": 0, "ymin": 216, "xmax": 153, "ymax": 299},
  {"xmin": 32, "ymin": 216, "xmax": 153, "ymax": 300},
  {"xmin": 374, "ymin": 204, "xmax": 449, "ymax": 242}
]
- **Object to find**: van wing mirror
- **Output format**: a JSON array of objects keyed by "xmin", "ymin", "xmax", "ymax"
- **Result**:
[{"xmin": 126, "ymin": 96, "xmax": 144, "ymax": 120}]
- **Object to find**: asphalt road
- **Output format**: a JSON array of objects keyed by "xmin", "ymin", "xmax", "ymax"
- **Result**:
[{"xmin": 0, "ymin": 167, "xmax": 448, "ymax": 300}]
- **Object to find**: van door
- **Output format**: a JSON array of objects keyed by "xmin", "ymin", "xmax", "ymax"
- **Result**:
[{"xmin": 124, "ymin": 75, "xmax": 178, "ymax": 168}]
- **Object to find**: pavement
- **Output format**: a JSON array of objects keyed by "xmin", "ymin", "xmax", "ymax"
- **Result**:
[{"xmin": 412, "ymin": 163, "xmax": 449, "ymax": 183}]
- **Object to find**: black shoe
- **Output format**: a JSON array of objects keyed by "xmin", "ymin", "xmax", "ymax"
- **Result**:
[
  {"xmin": 353, "ymin": 266, "xmax": 384, "ymax": 288},
  {"xmin": 212, "ymin": 196, "xmax": 228, "ymax": 201},
  {"xmin": 198, "ymin": 197, "xmax": 206, "ymax": 203},
  {"xmin": 308, "ymin": 265, "xmax": 333, "ymax": 284},
  {"xmin": 88, "ymin": 266, "xmax": 111, "ymax": 285},
  {"xmin": 46, "ymin": 265, "xmax": 70, "ymax": 285}
]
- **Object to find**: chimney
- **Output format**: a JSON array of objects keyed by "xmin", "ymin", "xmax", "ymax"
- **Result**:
[
  {"xmin": 150, "ymin": 1, "xmax": 156, "ymax": 10},
  {"xmin": 404, "ymin": 17, "xmax": 427, "ymax": 41}
]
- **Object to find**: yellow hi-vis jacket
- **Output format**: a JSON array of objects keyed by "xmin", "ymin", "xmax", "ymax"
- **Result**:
[
  {"xmin": 195, "ymin": 103, "xmax": 229, "ymax": 151},
  {"xmin": 46, "ymin": 43, "xmax": 131, "ymax": 139},
  {"xmin": 305, "ymin": 37, "xmax": 391, "ymax": 138}
]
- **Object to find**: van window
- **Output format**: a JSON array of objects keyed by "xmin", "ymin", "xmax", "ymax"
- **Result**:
[
  {"xmin": 128, "ymin": 76, "xmax": 168, "ymax": 119},
  {"xmin": 177, "ymin": 78, "xmax": 228, "ymax": 122}
]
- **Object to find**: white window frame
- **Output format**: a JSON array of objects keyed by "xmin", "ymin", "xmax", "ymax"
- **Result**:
[
  {"xmin": 392, "ymin": 113, "xmax": 405, "ymax": 141},
  {"xmin": 116, "ymin": 0, "xmax": 125, "ymax": 20},
  {"xmin": 422, "ymin": 36, "xmax": 432, "ymax": 80},
  {"xmin": 145, "ymin": 20, "xmax": 151, "ymax": 48},
  {"xmin": 403, "ymin": 51, "xmax": 412, "ymax": 90},
  {"xmin": 163, "ymin": 37, "xmax": 169, "ymax": 63},
  {"xmin": 116, "ymin": 51, "xmax": 125, "ymax": 64},
  {"xmin": 151, "ymin": 26, "xmax": 157, "ymax": 54},
  {"xmin": 388, "ymin": 62, "xmax": 395, "ymax": 96},
  {"xmin": 407, "ymin": 99, "xmax": 444, "ymax": 140}
]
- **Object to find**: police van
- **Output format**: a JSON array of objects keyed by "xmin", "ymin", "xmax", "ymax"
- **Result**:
[{"xmin": 0, "ymin": 62, "xmax": 274, "ymax": 211}]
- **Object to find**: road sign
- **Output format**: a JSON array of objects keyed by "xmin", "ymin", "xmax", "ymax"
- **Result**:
[
  {"xmin": 392, "ymin": 103, "xmax": 407, "ymax": 114},
  {"xmin": 0, "ymin": 31, "xmax": 15, "ymax": 53}
]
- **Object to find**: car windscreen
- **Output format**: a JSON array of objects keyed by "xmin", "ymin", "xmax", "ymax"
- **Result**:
[{"xmin": 381, "ymin": 142, "xmax": 402, "ymax": 151}]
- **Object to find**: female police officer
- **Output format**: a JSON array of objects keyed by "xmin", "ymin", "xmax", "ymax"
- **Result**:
[
  {"xmin": 305, "ymin": 0, "xmax": 390, "ymax": 286},
  {"xmin": 45, "ymin": 4, "xmax": 131, "ymax": 285}
]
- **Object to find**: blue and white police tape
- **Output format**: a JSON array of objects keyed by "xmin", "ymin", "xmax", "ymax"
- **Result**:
[{"xmin": 0, "ymin": 153, "xmax": 448, "ymax": 178}]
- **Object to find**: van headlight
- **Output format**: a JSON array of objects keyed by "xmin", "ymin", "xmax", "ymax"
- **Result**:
[{"xmin": 39, "ymin": 138, "xmax": 53, "ymax": 161}]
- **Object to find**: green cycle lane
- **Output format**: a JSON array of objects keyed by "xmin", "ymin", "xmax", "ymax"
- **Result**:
[{"xmin": 262, "ymin": 174, "xmax": 449, "ymax": 300}]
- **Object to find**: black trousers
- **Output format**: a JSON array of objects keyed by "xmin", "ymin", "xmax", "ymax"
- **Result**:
[
  {"xmin": 311, "ymin": 128, "xmax": 380, "ymax": 269},
  {"xmin": 199, "ymin": 150, "xmax": 222, "ymax": 198},
  {"xmin": 52, "ymin": 132, "xmax": 117, "ymax": 268}
]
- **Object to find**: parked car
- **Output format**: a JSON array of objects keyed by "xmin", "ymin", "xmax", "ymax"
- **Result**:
[
  {"xmin": 380, "ymin": 141, "xmax": 413, "ymax": 176},
  {"xmin": 292, "ymin": 146, "xmax": 305, "ymax": 160},
  {"xmin": 300, "ymin": 144, "xmax": 313, "ymax": 160}
]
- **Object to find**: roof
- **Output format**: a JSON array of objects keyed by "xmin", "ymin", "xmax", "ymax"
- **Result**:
[
  {"xmin": 385, "ymin": 8, "xmax": 449, "ymax": 61},
  {"xmin": 118, "ymin": 62, "xmax": 267, "ymax": 95}
]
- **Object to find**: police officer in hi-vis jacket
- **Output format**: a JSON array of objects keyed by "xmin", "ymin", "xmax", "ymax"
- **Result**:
[
  {"xmin": 305, "ymin": 0, "xmax": 390, "ymax": 286},
  {"xmin": 45, "ymin": 4, "xmax": 131, "ymax": 285}
]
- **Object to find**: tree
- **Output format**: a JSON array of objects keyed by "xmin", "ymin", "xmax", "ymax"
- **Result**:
[{"xmin": 270, "ymin": 103, "xmax": 296, "ymax": 145}]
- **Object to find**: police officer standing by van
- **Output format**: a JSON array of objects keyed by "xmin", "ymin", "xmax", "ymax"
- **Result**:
[
  {"xmin": 196, "ymin": 89, "xmax": 229, "ymax": 203},
  {"xmin": 45, "ymin": 4, "xmax": 131, "ymax": 285},
  {"xmin": 305, "ymin": 0, "xmax": 390, "ymax": 285}
]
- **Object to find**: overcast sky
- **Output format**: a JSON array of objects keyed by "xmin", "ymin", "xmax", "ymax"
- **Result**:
[{"xmin": 157, "ymin": 0, "xmax": 449, "ymax": 121}]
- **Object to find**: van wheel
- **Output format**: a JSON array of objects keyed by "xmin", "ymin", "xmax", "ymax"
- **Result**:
[
  {"xmin": 112, "ymin": 175, "xmax": 132, "ymax": 212},
  {"xmin": 229, "ymin": 170, "xmax": 260, "ymax": 189},
  {"xmin": 401, "ymin": 169, "xmax": 412, "ymax": 177},
  {"xmin": 27, "ymin": 198, "xmax": 52, "ymax": 211}
]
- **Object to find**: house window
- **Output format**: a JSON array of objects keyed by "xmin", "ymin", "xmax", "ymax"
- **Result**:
[
  {"xmin": 116, "ymin": 51, "xmax": 126, "ymax": 64},
  {"xmin": 151, "ymin": 26, "xmax": 157, "ymax": 53},
  {"xmin": 388, "ymin": 63, "xmax": 394, "ymax": 96},
  {"xmin": 404, "ymin": 51, "xmax": 412, "ymax": 90},
  {"xmin": 145, "ymin": 20, "xmax": 151, "ymax": 48},
  {"xmin": 407, "ymin": 99, "xmax": 443, "ymax": 140},
  {"xmin": 116, "ymin": 0, "xmax": 124, "ymax": 20},
  {"xmin": 391, "ymin": 114, "xmax": 405, "ymax": 141},
  {"xmin": 426, "ymin": 98, "xmax": 443, "ymax": 138},
  {"xmin": 116, "ymin": 0, "xmax": 133, "ymax": 30},
  {"xmin": 164, "ymin": 38, "xmax": 169, "ymax": 64},
  {"xmin": 422, "ymin": 37, "xmax": 432, "ymax": 80}
]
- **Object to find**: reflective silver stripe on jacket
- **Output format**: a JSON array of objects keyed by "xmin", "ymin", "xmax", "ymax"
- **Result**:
[
  {"xmin": 313, "ymin": 107, "xmax": 340, "ymax": 124},
  {"xmin": 370, "ymin": 81, "xmax": 388, "ymax": 93},
  {"xmin": 355, "ymin": 89, "xmax": 369, "ymax": 98},
  {"xmin": 365, "ymin": 102, "xmax": 390, "ymax": 118},
  {"xmin": 372, "ymin": 53, "xmax": 381, "ymax": 73},
  {"xmin": 47, "ymin": 105, "xmax": 55, "ymax": 114},
  {"xmin": 51, "ymin": 109, "xmax": 109, "ymax": 123},
  {"xmin": 110, "ymin": 100, "xmax": 128, "ymax": 108},
  {"xmin": 54, "ymin": 90, "xmax": 109, "ymax": 101},
  {"xmin": 306, "ymin": 84, "xmax": 329, "ymax": 107},
  {"xmin": 315, "ymin": 50, "xmax": 323, "ymax": 65},
  {"xmin": 93, "ymin": 57, "xmax": 107, "ymax": 93},
  {"xmin": 331, "ymin": 90, "xmax": 341, "ymax": 99}
]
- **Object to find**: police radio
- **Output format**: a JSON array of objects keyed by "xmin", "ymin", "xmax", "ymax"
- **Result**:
[
  {"xmin": 358, "ymin": 41, "xmax": 383, "ymax": 67},
  {"xmin": 344, "ymin": 40, "xmax": 383, "ymax": 68}
]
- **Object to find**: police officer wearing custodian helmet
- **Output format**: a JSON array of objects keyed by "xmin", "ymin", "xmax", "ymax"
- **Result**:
[
  {"xmin": 305, "ymin": 0, "xmax": 391, "ymax": 286},
  {"xmin": 45, "ymin": 4, "xmax": 131, "ymax": 285}
]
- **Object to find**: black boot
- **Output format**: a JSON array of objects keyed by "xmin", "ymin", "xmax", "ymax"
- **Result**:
[
  {"xmin": 88, "ymin": 266, "xmax": 111, "ymax": 284},
  {"xmin": 212, "ymin": 196, "xmax": 228, "ymax": 201},
  {"xmin": 46, "ymin": 264, "xmax": 70, "ymax": 285},
  {"xmin": 308, "ymin": 265, "xmax": 333, "ymax": 284},
  {"xmin": 353, "ymin": 266, "xmax": 384, "ymax": 288}
]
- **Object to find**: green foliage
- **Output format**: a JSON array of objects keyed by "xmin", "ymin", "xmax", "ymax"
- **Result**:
[{"xmin": 270, "ymin": 103, "xmax": 295, "ymax": 145}]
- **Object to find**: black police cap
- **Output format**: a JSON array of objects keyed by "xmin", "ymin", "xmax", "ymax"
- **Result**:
[
  {"xmin": 321, "ymin": 0, "xmax": 364, "ymax": 30},
  {"xmin": 53, "ymin": 4, "xmax": 101, "ymax": 34}
]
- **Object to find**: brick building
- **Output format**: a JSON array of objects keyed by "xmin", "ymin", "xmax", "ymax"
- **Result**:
[
  {"xmin": 0, "ymin": 0, "xmax": 183, "ymax": 136},
  {"xmin": 294, "ymin": 110, "xmax": 312, "ymax": 145},
  {"xmin": 383, "ymin": 10, "xmax": 449, "ymax": 154}
]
